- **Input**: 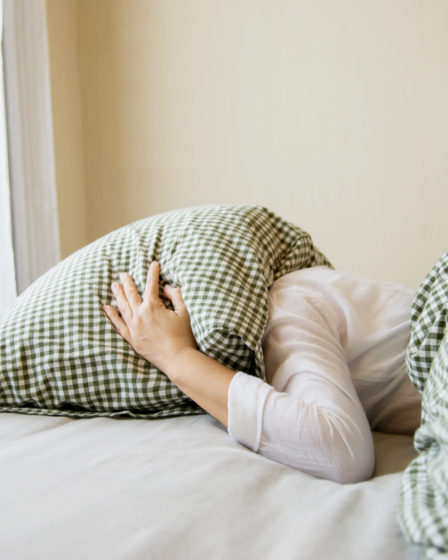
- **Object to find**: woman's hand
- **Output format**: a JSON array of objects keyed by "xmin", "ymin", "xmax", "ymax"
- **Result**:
[
  {"xmin": 103, "ymin": 261, "xmax": 197, "ymax": 375},
  {"xmin": 104, "ymin": 260, "xmax": 235, "ymax": 427}
]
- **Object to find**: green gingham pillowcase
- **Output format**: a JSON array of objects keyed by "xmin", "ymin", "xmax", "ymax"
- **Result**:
[
  {"xmin": 398, "ymin": 252, "xmax": 448, "ymax": 558},
  {"xmin": 405, "ymin": 253, "xmax": 448, "ymax": 399},
  {"xmin": 0, "ymin": 205, "xmax": 331, "ymax": 419}
]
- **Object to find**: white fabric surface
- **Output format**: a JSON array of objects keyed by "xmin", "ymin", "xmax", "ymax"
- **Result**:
[
  {"xmin": 3, "ymin": 0, "xmax": 61, "ymax": 292},
  {"xmin": 0, "ymin": 267, "xmax": 424, "ymax": 558},
  {"xmin": 0, "ymin": 412, "xmax": 420, "ymax": 560},
  {"xmin": 0, "ymin": 0, "xmax": 17, "ymax": 314},
  {"xmin": 228, "ymin": 268, "xmax": 421, "ymax": 483}
]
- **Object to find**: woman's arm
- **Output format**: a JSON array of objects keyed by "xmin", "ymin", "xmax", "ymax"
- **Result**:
[
  {"xmin": 227, "ymin": 282, "xmax": 375, "ymax": 483},
  {"xmin": 103, "ymin": 261, "xmax": 235, "ymax": 426},
  {"xmin": 104, "ymin": 262, "xmax": 375, "ymax": 483}
]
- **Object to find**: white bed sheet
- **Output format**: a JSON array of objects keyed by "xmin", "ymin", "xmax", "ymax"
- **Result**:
[{"xmin": 0, "ymin": 412, "xmax": 421, "ymax": 560}]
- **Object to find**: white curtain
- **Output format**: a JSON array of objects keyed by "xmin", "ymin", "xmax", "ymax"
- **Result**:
[
  {"xmin": 0, "ymin": 0, "xmax": 16, "ymax": 314},
  {"xmin": 2, "ymin": 0, "xmax": 60, "ymax": 296}
]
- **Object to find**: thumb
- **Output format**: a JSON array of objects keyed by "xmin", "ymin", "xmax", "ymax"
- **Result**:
[{"xmin": 164, "ymin": 285, "xmax": 187, "ymax": 314}]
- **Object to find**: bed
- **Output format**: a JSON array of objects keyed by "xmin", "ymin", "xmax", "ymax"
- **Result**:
[
  {"xmin": 1, "ymin": 205, "xmax": 442, "ymax": 559},
  {"xmin": 0, "ymin": 412, "xmax": 421, "ymax": 560}
]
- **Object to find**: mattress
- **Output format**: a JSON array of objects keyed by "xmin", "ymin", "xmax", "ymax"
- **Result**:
[{"xmin": 0, "ymin": 412, "xmax": 420, "ymax": 559}]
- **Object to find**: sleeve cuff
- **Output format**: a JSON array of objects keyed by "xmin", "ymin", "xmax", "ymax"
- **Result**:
[{"xmin": 227, "ymin": 371, "xmax": 272, "ymax": 452}]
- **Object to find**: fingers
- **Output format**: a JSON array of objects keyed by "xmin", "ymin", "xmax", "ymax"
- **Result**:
[
  {"xmin": 164, "ymin": 285, "xmax": 186, "ymax": 314},
  {"xmin": 119, "ymin": 273, "xmax": 142, "ymax": 308},
  {"xmin": 103, "ymin": 305, "xmax": 131, "ymax": 342},
  {"xmin": 111, "ymin": 281, "xmax": 133, "ymax": 322},
  {"xmin": 109, "ymin": 261, "xmax": 184, "ymax": 318},
  {"xmin": 143, "ymin": 261, "xmax": 161, "ymax": 302}
]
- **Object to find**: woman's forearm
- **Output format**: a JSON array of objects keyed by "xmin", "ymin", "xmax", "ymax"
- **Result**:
[{"xmin": 164, "ymin": 347, "xmax": 236, "ymax": 427}]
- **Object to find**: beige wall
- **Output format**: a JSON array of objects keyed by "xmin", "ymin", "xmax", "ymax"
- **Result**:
[
  {"xmin": 46, "ymin": 0, "xmax": 87, "ymax": 257},
  {"xmin": 47, "ymin": 0, "xmax": 448, "ymax": 288}
]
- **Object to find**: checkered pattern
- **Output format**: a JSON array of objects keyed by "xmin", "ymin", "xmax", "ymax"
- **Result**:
[
  {"xmin": 0, "ymin": 205, "xmax": 331, "ymax": 419},
  {"xmin": 398, "ymin": 252, "xmax": 448, "ymax": 558}
]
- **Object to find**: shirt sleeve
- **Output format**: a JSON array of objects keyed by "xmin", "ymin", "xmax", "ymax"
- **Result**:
[{"xmin": 227, "ymin": 286, "xmax": 375, "ymax": 484}]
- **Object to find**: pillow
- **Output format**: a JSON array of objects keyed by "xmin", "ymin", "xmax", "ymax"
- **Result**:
[
  {"xmin": 398, "ymin": 252, "xmax": 448, "ymax": 557},
  {"xmin": 0, "ymin": 204, "xmax": 331, "ymax": 419}
]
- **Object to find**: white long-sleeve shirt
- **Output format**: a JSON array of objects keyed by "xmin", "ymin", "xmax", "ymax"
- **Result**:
[{"xmin": 227, "ymin": 267, "xmax": 421, "ymax": 483}]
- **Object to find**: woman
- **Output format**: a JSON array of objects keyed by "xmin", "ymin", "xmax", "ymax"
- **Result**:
[{"xmin": 103, "ymin": 261, "xmax": 421, "ymax": 484}]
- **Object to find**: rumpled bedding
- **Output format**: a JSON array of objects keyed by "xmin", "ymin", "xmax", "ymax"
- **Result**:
[
  {"xmin": 0, "ymin": 412, "xmax": 419, "ymax": 560},
  {"xmin": 398, "ymin": 252, "xmax": 448, "ymax": 558}
]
